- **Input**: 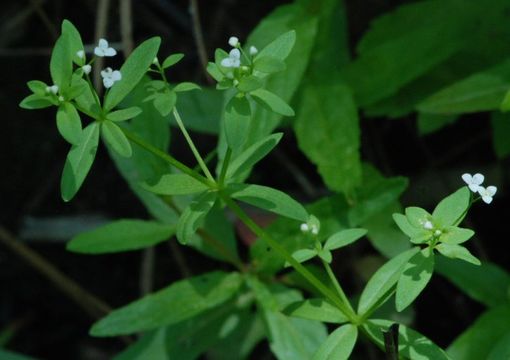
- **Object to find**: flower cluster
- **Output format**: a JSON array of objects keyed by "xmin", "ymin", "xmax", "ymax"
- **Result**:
[
  {"xmin": 220, "ymin": 36, "xmax": 258, "ymax": 69},
  {"xmin": 75, "ymin": 38, "xmax": 122, "ymax": 89},
  {"xmin": 462, "ymin": 173, "xmax": 497, "ymax": 204},
  {"xmin": 300, "ymin": 215, "xmax": 320, "ymax": 235}
]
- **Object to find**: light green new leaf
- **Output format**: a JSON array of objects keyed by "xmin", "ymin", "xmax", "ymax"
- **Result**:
[
  {"xmin": 358, "ymin": 247, "xmax": 419, "ymax": 316},
  {"xmin": 154, "ymin": 91, "xmax": 176, "ymax": 117},
  {"xmin": 364, "ymin": 319, "xmax": 450, "ymax": 360},
  {"xmin": 287, "ymin": 248, "xmax": 317, "ymax": 266},
  {"xmin": 162, "ymin": 53, "xmax": 184, "ymax": 69},
  {"xmin": 105, "ymin": 37, "xmax": 161, "ymax": 111},
  {"xmin": 56, "ymin": 102, "xmax": 82, "ymax": 145},
  {"xmin": 396, "ymin": 248, "xmax": 435, "ymax": 311},
  {"xmin": 393, "ymin": 214, "xmax": 421, "ymax": 238},
  {"xmin": 432, "ymin": 187, "xmax": 470, "ymax": 226},
  {"xmin": 19, "ymin": 94, "xmax": 54, "ymax": 109},
  {"xmin": 254, "ymin": 56, "xmax": 286, "ymax": 74},
  {"xmin": 61, "ymin": 122, "xmax": 100, "ymax": 202},
  {"xmin": 435, "ymin": 257, "xmax": 510, "ymax": 307},
  {"xmin": 436, "ymin": 243, "xmax": 480, "ymax": 265},
  {"xmin": 27, "ymin": 80, "xmax": 48, "ymax": 95},
  {"xmin": 440, "ymin": 226, "xmax": 474, "ymax": 244},
  {"xmin": 106, "ymin": 107, "xmax": 142, "ymax": 122},
  {"xmin": 228, "ymin": 183, "xmax": 308, "ymax": 222},
  {"xmin": 90, "ymin": 271, "xmax": 242, "ymax": 336},
  {"xmin": 173, "ymin": 82, "xmax": 200, "ymax": 92},
  {"xmin": 237, "ymin": 76, "xmax": 263, "ymax": 93},
  {"xmin": 294, "ymin": 83, "xmax": 361, "ymax": 195},
  {"xmin": 67, "ymin": 219, "xmax": 174, "ymax": 254},
  {"xmin": 250, "ymin": 88, "xmax": 294, "ymax": 116},
  {"xmin": 176, "ymin": 191, "xmax": 217, "ymax": 244},
  {"xmin": 50, "ymin": 31, "xmax": 72, "ymax": 91},
  {"xmin": 283, "ymin": 298, "xmax": 348, "ymax": 324},
  {"xmin": 324, "ymin": 228, "xmax": 367, "ymax": 251},
  {"xmin": 142, "ymin": 173, "xmax": 208, "ymax": 195},
  {"xmin": 405, "ymin": 206, "xmax": 431, "ymax": 228},
  {"xmin": 312, "ymin": 324, "xmax": 358, "ymax": 360},
  {"xmin": 101, "ymin": 120, "xmax": 132, "ymax": 158},
  {"xmin": 317, "ymin": 249, "xmax": 332, "ymax": 263},
  {"xmin": 226, "ymin": 133, "xmax": 283, "ymax": 180},
  {"xmin": 448, "ymin": 305, "xmax": 510, "ymax": 360},
  {"xmin": 224, "ymin": 95, "xmax": 251, "ymax": 150}
]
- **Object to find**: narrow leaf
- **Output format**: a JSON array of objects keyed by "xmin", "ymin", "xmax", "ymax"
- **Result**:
[
  {"xmin": 102, "ymin": 120, "xmax": 132, "ymax": 157},
  {"xmin": 250, "ymin": 88, "xmax": 294, "ymax": 116},
  {"xmin": 173, "ymin": 82, "xmax": 201, "ymax": 92},
  {"xmin": 176, "ymin": 191, "xmax": 217, "ymax": 244},
  {"xmin": 106, "ymin": 107, "xmax": 142, "ymax": 122},
  {"xmin": 254, "ymin": 56, "xmax": 286, "ymax": 73},
  {"xmin": 56, "ymin": 102, "xmax": 82, "ymax": 144},
  {"xmin": 162, "ymin": 53, "xmax": 184, "ymax": 69},
  {"xmin": 19, "ymin": 94, "xmax": 53, "ymax": 110},
  {"xmin": 283, "ymin": 298, "xmax": 348, "ymax": 324},
  {"xmin": 50, "ymin": 31, "xmax": 72, "ymax": 91},
  {"xmin": 312, "ymin": 324, "xmax": 358, "ymax": 360},
  {"xmin": 432, "ymin": 187, "xmax": 470, "ymax": 226},
  {"xmin": 224, "ymin": 95, "xmax": 251, "ymax": 150},
  {"xmin": 142, "ymin": 173, "xmax": 209, "ymax": 195},
  {"xmin": 324, "ymin": 228, "xmax": 367, "ymax": 251},
  {"xmin": 436, "ymin": 243, "xmax": 480, "ymax": 265}
]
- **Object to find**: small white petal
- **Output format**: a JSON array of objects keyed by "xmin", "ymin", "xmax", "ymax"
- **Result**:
[
  {"xmin": 103, "ymin": 78, "xmax": 114, "ymax": 88},
  {"xmin": 472, "ymin": 173, "xmax": 484, "ymax": 185},
  {"xmin": 249, "ymin": 46, "xmax": 258, "ymax": 55},
  {"xmin": 221, "ymin": 58, "xmax": 234, "ymax": 67},
  {"xmin": 82, "ymin": 64, "xmax": 92, "ymax": 74},
  {"xmin": 98, "ymin": 38, "xmax": 108, "ymax": 49},
  {"xmin": 461, "ymin": 173, "xmax": 473, "ymax": 184},
  {"xmin": 423, "ymin": 221, "xmax": 433, "ymax": 230},
  {"xmin": 487, "ymin": 186, "xmax": 497, "ymax": 196},
  {"xmin": 76, "ymin": 50, "xmax": 85, "ymax": 59},
  {"xmin": 228, "ymin": 36, "xmax": 239, "ymax": 47},
  {"xmin": 101, "ymin": 67, "xmax": 112, "ymax": 78},
  {"xmin": 482, "ymin": 195, "xmax": 493, "ymax": 204},
  {"xmin": 49, "ymin": 85, "xmax": 59, "ymax": 94},
  {"xmin": 94, "ymin": 47, "xmax": 104, "ymax": 56},
  {"xmin": 300, "ymin": 223, "xmax": 309, "ymax": 232},
  {"xmin": 112, "ymin": 70, "xmax": 122, "ymax": 81},
  {"xmin": 104, "ymin": 47, "xmax": 117, "ymax": 57},
  {"xmin": 230, "ymin": 49, "xmax": 240, "ymax": 59},
  {"xmin": 468, "ymin": 184, "xmax": 481, "ymax": 193}
]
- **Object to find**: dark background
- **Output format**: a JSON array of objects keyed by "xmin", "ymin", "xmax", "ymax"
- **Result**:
[{"xmin": 1, "ymin": 0, "xmax": 507, "ymax": 359}]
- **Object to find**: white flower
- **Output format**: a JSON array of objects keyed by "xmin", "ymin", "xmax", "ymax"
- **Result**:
[
  {"xmin": 100, "ymin": 67, "xmax": 122, "ymax": 88},
  {"xmin": 462, "ymin": 173, "xmax": 484, "ymax": 193},
  {"xmin": 46, "ymin": 85, "xmax": 59, "ymax": 94},
  {"xmin": 82, "ymin": 64, "xmax": 92, "ymax": 75},
  {"xmin": 300, "ymin": 223, "xmax": 309, "ymax": 232},
  {"xmin": 76, "ymin": 50, "xmax": 85, "ymax": 59},
  {"xmin": 249, "ymin": 46, "xmax": 258, "ymax": 56},
  {"xmin": 94, "ymin": 38, "xmax": 117, "ymax": 57},
  {"xmin": 478, "ymin": 186, "xmax": 497, "ymax": 204},
  {"xmin": 310, "ymin": 225, "xmax": 319, "ymax": 235},
  {"xmin": 228, "ymin": 36, "xmax": 239, "ymax": 47},
  {"xmin": 221, "ymin": 49, "xmax": 241, "ymax": 68},
  {"xmin": 423, "ymin": 220, "xmax": 433, "ymax": 230}
]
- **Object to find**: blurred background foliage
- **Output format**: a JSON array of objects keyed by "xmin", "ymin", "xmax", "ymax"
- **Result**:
[{"xmin": 1, "ymin": 0, "xmax": 510, "ymax": 359}]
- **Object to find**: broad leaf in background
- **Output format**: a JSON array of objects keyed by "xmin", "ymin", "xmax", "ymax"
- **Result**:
[
  {"xmin": 363, "ymin": 319, "xmax": 449, "ymax": 360},
  {"xmin": 174, "ymin": 87, "xmax": 223, "ymax": 134},
  {"xmin": 90, "ymin": 271, "xmax": 242, "ymax": 336},
  {"xmin": 491, "ymin": 111, "xmax": 510, "ymax": 158},
  {"xmin": 60, "ymin": 122, "xmax": 100, "ymax": 201},
  {"xmin": 435, "ymin": 256, "xmax": 510, "ymax": 308},
  {"xmin": 488, "ymin": 332, "xmax": 510, "ymax": 360},
  {"xmin": 67, "ymin": 219, "xmax": 174, "ymax": 254},
  {"xmin": 294, "ymin": 83, "xmax": 361, "ymax": 196},
  {"xmin": 224, "ymin": 95, "xmax": 251, "ymax": 151},
  {"xmin": 448, "ymin": 305, "xmax": 510, "ymax": 360},
  {"xmin": 417, "ymin": 113, "xmax": 458, "ymax": 136},
  {"xmin": 340, "ymin": 0, "xmax": 476, "ymax": 106},
  {"xmin": 312, "ymin": 324, "xmax": 358, "ymax": 360}
]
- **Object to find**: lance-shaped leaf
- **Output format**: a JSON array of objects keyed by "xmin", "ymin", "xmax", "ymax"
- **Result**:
[
  {"xmin": 142, "ymin": 173, "xmax": 209, "ymax": 196},
  {"xmin": 283, "ymin": 298, "xmax": 348, "ymax": 324},
  {"xmin": 312, "ymin": 324, "xmax": 358, "ymax": 360},
  {"xmin": 250, "ymin": 88, "xmax": 294, "ymax": 116},
  {"xmin": 56, "ymin": 102, "xmax": 82, "ymax": 145},
  {"xmin": 176, "ymin": 191, "xmax": 217, "ymax": 244},
  {"xmin": 106, "ymin": 107, "xmax": 142, "ymax": 122},
  {"xmin": 228, "ymin": 183, "xmax": 308, "ymax": 222},
  {"xmin": 432, "ymin": 187, "xmax": 470, "ymax": 226},
  {"xmin": 104, "ymin": 37, "xmax": 161, "ymax": 111},
  {"xmin": 101, "ymin": 120, "xmax": 132, "ymax": 157},
  {"xmin": 324, "ymin": 228, "xmax": 367, "ymax": 251},
  {"xmin": 254, "ymin": 56, "xmax": 286, "ymax": 74},
  {"xmin": 61, "ymin": 122, "xmax": 100, "ymax": 201},
  {"xmin": 436, "ymin": 243, "xmax": 480, "ymax": 265},
  {"xmin": 90, "ymin": 271, "xmax": 242, "ymax": 336},
  {"xmin": 62, "ymin": 20, "xmax": 85, "ymax": 66},
  {"xmin": 224, "ymin": 95, "xmax": 251, "ymax": 150},
  {"xmin": 67, "ymin": 219, "xmax": 175, "ymax": 254},
  {"xmin": 50, "ymin": 31, "xmax": 72, "ymax": 92},
  {"xmin": 162, "ymin": 53, "xmax": 184, "ymax": 69}
]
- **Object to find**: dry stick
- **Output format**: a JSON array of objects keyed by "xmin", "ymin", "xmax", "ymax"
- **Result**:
[
  {"xmin": 189, "ymin": 0, "xmax": 213, "ymax": 83},
  {"xmin": 0, "ymin": 226, "xmax": 111, "ymax": 319},
  {"xmin": 93, "ymin": 0, "xmax": 111, "ymax": 93}
]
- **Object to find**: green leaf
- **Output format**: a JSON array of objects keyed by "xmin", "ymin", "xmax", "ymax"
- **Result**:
[
  {"xmin": 312, "ymin": 324, "xmax": 358, "ymax": 360},
  {"xmin": 283, "ymin": 298, "xmax": 348, "ymax": 324},
  {"xmin": 491, "ymin": 111, "xmax": 510, "ymax": 158},
  {"xmin": 224, "ymin": 95, "xmax": 251, "ymax": 150},
  {"xmin": 50, "ymin": 31, "xmax": 72, "ymax": 91},
  {"xmin": 27, "ymin": 80, "xmax": 48, "ymax": 95},
  {"xmin": 65, "ymin": 83, "xmax": 87, "ymax": 100},
  {"xmin": 0, "ymin": 349, "xmax": 37, "ymax": 360},
  {"xmin": 61, "ymin": 122, "xmax": 100, "ymax": 201},
  {"xmin": 237, "ymin": 75, "xmax": 263, "ymax": 93},
  {"xmin": 435, "ymin": 257, "xmax": 510, "ymax": 307},
  {"xmin": 175, "ymin": 87, "xmax": 223, "ymax": 134},
  {"xmin": 396, "ymin": 248, "xmax": 435, "ymax": 312},
  {"xmin": 153, "ymin": 91, "xmax": 176, "ymax": 117},
  {"xmin": 106, "ymin": 107, "xmax": 142, "ymax": 122},
  {"xmin": 488, "ymin": 332, "xmax": 510, "ymax": 360},
  {"xmin": 418, "ymin": 59, "xmax": 510, "ymax": 114},
  {"xmin": 67, "ymin": 219, "xmax": 174, "ymax": 254},
  {"xmin": 432, "ymin": 187, "xmax": 470, "ymax": 226},
  {"xmin": 393, "ymin": 213, "xmax": 420, "ymax": 238},
  {"xmin": 436, "ymin": 243, "xmax": 480, "ymax": 265},
  {"xmin": 440, "ymin": 226, "xmax": 474, "ymax": 244},
  {"xmin": 56, "ymin": 102, "xmax": 82, "ymax": 144},
  {"xmin": 448, "ymin": 305, "xmax": 510, "ymax": 360},
  {"xmin": 254, "ymin": 56, "xmax": 286, "ymax": 73},
  {"xmin": 288, "ymin": 248, "xmax": 317, "ymax": 266},
  {"xmin": 90, "ymin": 271, "xmax": 242, "ymax": 336},
  {"xmin": 228, "ymin": 183, "xmax": 308, "ymax": 222},
  {"xmin": 226, "ymin": 132, "xmax": 283, "ymax": 180},
  {"xmin": 405, "ymin": 206, "xmax": 431, "ymax": 228},
  {"xmin": 256, "ymin": 30, "xmax": 296, "ymax": 62},
  {"xmin": 105, "ymin": 37, "xmax": 161, "ymax": 111},
  {"xmin": 364, "ymin": 319, "xmax": 450, "ymax": 360},
  {"xmin": 324, "ymin": 228, "xmax": 367, "ymax": 251},
  {"xmin": 317, "ymin": 249, "xmax": 332, "ymax": 263},
  {"xmin": 176, "ymin": 191, "xmax": 217, "ymax": 244},
  {"xmin": 358, "ymin": 247, "xmax": 419, "ymax": 316},
  {"xmin": 142, "ymin": 173, "xmax": 208, "ymax": 195},
  {"xmin": 417, "ymin": 113, "xmax": 458, "ymax": 135},
  {"xmin": 162, "ymin": 53, "xmax": 184, "ymax": 69},
  {"xmin": 101, "ymin": 120, "xmax": 132, "ymax": 157},
  {"xmin": 206, "ymin": 62, "xmax": 224, "ymax": 82},
  {"xmin": 173, "ymin": 82, "xmax": 200, "ymax": 92},
  {"xmin": 250, "ymin": 88, "xmax": 294, "ymax": 116},
  {"xmin": 62, "ymin": 20, "xmax": 85, "ymax": 65},
  {"xmin": 294, "ymin": 83, "xmax": 361, "ymax": 195},
  {"xmin": 19, "ymin": 94, "xmax": 53, "ymax": 109}
]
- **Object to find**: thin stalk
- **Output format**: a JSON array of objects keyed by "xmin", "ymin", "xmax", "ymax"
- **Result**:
[
  {"xmin": 220, "ymin": 192, "xmax": 359, "ymax": 323},
  {"xmin": 322, "ymin": 259, "xmax": 355, "ymax": 314},
  {"xmin": 218, "ymin": 147, "xmax": 232, "ymax": 186},
  {"xmin": 121, "ymin": 128, "xmax": 213, "ymax": 187},
  {"xmin": 172, "ymin": 107, "xmax": 215, "ymax": 182}
]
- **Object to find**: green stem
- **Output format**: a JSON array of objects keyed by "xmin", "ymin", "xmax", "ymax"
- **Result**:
[
  {"xmin": 84, "ymin": 73, "xmax": 103, "ymax": 116},
  {"xmin": 219, "ymin": 191, "xmax": 359, "ymax": 323},
  {"xmin": 172, "ymin": 107, "xmax": 216, "ymax": 183},
  {"xmin": 121, "ymin": 128, "xmax": 213, "ymax": 187},
  {"xmin": 322, "ymin": 259, "xmax": 355, "ymax": 314},
  {"xmin": 218, "ymin": 147, "xmax": 232, "ymax": 186}
]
